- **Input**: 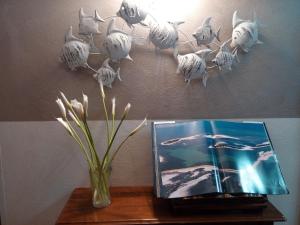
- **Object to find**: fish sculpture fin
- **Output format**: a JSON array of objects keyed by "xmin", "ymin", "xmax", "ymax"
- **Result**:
[
  {"xmin": 169, "ymin": 21, "xmax": 185, "ymax": 29},
  {"xmin": 95, "ymin": 10, "xmax": 105, "ymax": 22},
  {"xmin": 93, "ymin": 73, "xmax": 98, "ymax": 80},
  {"xmin": 116, "ymin": 68, "xmax": 122, "ymax": 81},
  {"xmin": 241, "ymin": 47, "xmax": 249, "ymax": 53},
  {"xmin": 108, "ymin": 84, "xmax": 112, "ymax": 88},
  {"xmin": 87, "ymin": 35, "xmax": 100, "ymax": 53},
  {"xmin": 195, "ymin": 49, "xmax": 213, "ymax": 60},
  {"xmin": 176, "ymin": 66, "xmax": 181, "ymax": 74},
  {"xmin": 177, "ymin": 54, "xmax": 183, "ymax": 64},
  {"xmin": 107, "ymin": 18, "xmax": 129, "ymax": 36},
  {"xmin": 232, "ymin": 10, "xmax": 245, "ymax": 28},
  {"xmin": 220, "ymin": 39, "xmax": 231, "ymax": 52},
  {"xmin": 233, "ymin": 50, "xmax": 240, "ymax": 63},
  {"xmin": 241, "ymin": 26, "xmax": 255, "ymax": 39},
  {"xmin": 202, "ymin": 17, "xmax": 212, "ymax": 26},
  {"xmin": 107, "ymin": 19, "xmax": 115, "ymax": 35},
  {"xmin": 215, "ymin": 27, "xmax": 221, "ymax": 42},
  {"xmin": 65, "ymin": 26, "xmax": 82, "ymax": 43},
  {"xmin": 102, "ymin": 58, "xmax": 112, "ymax": 69},
  {"xmin": 107, "ymin": 19, "xmax": 125, "ymax": 35},
  {"xmin": 125, "ymin": 54, "xmax": 133, "ymax": 61},
  {"xmin": 79, "ymin": 8, "xmax": 88, "ymax": 19},
  {"xmin": 139, "ymin": 21, "xmax": 148, "ymax": 27},
  {"xmin": 173, "ymin": 47, "xmax": 179, "ymax": 59},
  {"xmin": 202, "ymin": 73, "xmax": 208, "ymax": 87},
  {"xmin": 256, "ymin": 40, "xmax": 264, "ymax": 45}
]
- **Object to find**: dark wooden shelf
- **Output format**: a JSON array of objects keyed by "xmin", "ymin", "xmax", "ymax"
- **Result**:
[{"xmin": 56, "ymin": 186, "xmax": 285, "ymax": 225}]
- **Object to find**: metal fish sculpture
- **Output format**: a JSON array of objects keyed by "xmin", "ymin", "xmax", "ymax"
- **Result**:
[
  {"xmin": 60, "ymin": 26, "xmax": 90, "ymax": 71},
  {"xmin": 93, "ymin": 59, "xmax": 121, "ymax": 88},
  {"xmin": 176, "ymin": 49, "xmax": 212, "ymax": 87},
  {"xmin": 192, "ymin": 17, "xmax": 220, "ymax": 47},
  {"xmin": 117, "ymin": 0, "xmax": 148, "ymax": 28},
  {"xmin": 79, "ymin": 8, "xmax": 105, "ymax": 53},
  {"xmin": 212, "ymin": 40, "xmax": 239, "ymax": 71},
  {"xmin": 231, "ymin": 10, "xmax": 263, "ymax": 52},
  {"xmin": 103, "ymin": 18, "xmax": 133, "ymax": 62},
  {"xmin": 79, "ymin": 8, "xmax": 104, "ymax": 35},
  {"xmin": 149, "ymin": 21, "xmax": 184, "ymax": 52}
]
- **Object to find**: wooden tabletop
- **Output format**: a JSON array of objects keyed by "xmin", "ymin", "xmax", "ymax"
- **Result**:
[{"xmin": 56, "ymin": 186, "xmax": 285, "ymax": 225}]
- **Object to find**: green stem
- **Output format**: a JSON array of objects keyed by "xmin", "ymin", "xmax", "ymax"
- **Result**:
[
  {"xmin": 100, "ymin": 113, "xmax": 127, "ymax": 173},
  {"xmin": 101, "ymin": 91, "xmax": 110, "ymax": 146},
  {"xmin": 65, "ymin": 119, "xmax": 94, "ymax": 168},
  {"xmin": 107, "ymin": 135, "xmax": 130, "ymax": 168},
  {"xmin": 67, "ymin": 106, "xmax": 99, "ymax": 168},
  {"xmin": 83, "ymin": 120, "xmax": 101, "ymax": 167}
]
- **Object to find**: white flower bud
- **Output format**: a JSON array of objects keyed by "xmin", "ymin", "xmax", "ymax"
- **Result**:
[
  {"xmin": 56, "ymin": 98, "xmax": 66, "ymax": 118},
  {"xmin": 82, "ymin": 93, "xmax": 88, "ymax": 117},
  {"xmin": 71, "ymin": 99, "xmax": 84, "ymax": 119},
  {"xmin": 112, "ymin": 97, "xmax": 116, "ymax": 116}
]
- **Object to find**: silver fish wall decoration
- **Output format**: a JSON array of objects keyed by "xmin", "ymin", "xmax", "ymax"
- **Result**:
[
  {"xmin": 61, "ymin": 6, "xmax": 264, "ymax": 89},
  {"xmin": 231, "ymin": 10, "xmax": 263, "ymax": 52},
  {"xmin": 212, "ymin": 40, "xmax": 239, "ymax": 71},
  {"xmin": 117, "ymin": 0, "xmax": 148, "ymax": 28},
  {"xmin": 193, "ymin": 17, "xmax": 220, "ymax": 47},
  {"xmin": 176, "ymin": 49, "xmax": 212, "ymax": 87},
  {"xmin": 149, "ymin": 21, "xmax": 184, "ymax": 51},
  {"xmin": 93, "ymin": 59, "xmax": 121, "ymax": 88},
  {"xmin": 103, "ymin": 18, "xmax": 133, "ymax": 62},
  {"xmin": 60, "ymin": 26, "xmax": 90, "ymax": 71}
]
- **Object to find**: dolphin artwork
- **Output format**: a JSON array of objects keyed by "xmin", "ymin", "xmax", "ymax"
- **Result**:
[{"xmin": 231, "ymin": 10, "xmax": 263, "ymax": 52}]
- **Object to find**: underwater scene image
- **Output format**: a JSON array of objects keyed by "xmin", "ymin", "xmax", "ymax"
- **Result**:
[{"xmin": 153, "ymin": 120, "xmax": 289, "ymax": 198}]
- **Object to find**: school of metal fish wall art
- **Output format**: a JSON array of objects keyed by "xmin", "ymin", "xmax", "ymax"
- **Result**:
[{"xmin": 60, "ymin": 1, "xmax": 263, "ymax": 88}]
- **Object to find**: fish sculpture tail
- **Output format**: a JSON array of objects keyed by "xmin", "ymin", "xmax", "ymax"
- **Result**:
[
  {"xmin": 233, "ymin": 49, "xmax": 240, "ymax": 63},
  {"xmin": 116, "ymin": 68, "xmax": 122, "ymax": 81},
  {"xmin": 202, "ymin": 72, "xmax": 208, "ymax": 87},
  {"xmin": 173, "ymin": 47, "xmax": 179, "ymax": 60}
]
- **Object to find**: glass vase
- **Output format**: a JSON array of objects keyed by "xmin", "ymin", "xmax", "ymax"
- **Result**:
[{"xmin": 89, "ymin": 166, "xmax": 111, "ymax": 208}]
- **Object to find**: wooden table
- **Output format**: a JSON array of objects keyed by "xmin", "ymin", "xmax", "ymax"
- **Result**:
[{"xmin": 56, "ymin": 187, "xmax": 285, "ymax": 225}]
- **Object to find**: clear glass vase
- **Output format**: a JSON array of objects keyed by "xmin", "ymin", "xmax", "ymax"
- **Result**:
[{"xmin": 89, "ymin": 166, "xmax": 111, "ymax": 208}]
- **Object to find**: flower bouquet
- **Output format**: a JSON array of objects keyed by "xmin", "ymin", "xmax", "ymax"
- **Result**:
[{"xmin": 56, "ymin": 82, "xmax": 146, "ymax": 208}]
